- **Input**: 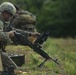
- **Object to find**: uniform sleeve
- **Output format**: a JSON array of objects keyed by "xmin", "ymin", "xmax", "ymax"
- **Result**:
[
  {"xmin": 0, "ymin": 21, "xmax": 12, "ymax": 45},
  {"xmin": 11, "ymin": 17, "xmax": 20, "ymax": 28}
]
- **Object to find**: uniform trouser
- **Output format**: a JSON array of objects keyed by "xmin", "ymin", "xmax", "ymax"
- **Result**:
[{"xmin": 1, "ymin": 52, "xmax": 18, "ymax": 70}]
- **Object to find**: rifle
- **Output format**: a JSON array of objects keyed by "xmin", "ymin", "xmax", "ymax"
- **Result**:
[{"xmin": 13, "ymin": 31, "xmax": 59, "ymax": 68}]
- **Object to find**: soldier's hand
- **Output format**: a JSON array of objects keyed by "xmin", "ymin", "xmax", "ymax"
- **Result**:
[
  {"xmin": 8, "ymin": 30, "xmax": 15, "ymax": 38},
  {"xmin": 31, "ymin": 32, "xmax": 40, "ymax": 38},
  {"xmin": 28, "ymin": 32, "xmax": 40, "ymax": 43}
]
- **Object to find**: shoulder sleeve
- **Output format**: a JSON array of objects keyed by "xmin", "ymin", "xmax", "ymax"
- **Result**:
[{"xmin": 0, "ymin": 21, "xmax": 12, "ymax": 45}]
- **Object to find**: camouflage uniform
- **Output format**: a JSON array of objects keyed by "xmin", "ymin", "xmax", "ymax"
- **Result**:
[
  {"xmin": 11, "ymin": 10, "xmax": 37, "ymax": 32},
  {"xmin": 0, "ymin": 2, "xmax": 39, "ymax": 71},
  {"xmin": 10, "ymin": 10, "xmax": 39, "ymax": 43},
  {"xmin": 0, "ymin": 2, "xmax": 18, "ymax": 70}
]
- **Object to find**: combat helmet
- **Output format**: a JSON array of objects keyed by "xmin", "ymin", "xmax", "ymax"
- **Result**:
[{"xmin": 0, "ymin": 2, "xmax": 16, "ymax": 16}]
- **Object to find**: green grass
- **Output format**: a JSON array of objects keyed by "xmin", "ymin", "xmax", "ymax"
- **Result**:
[{"xmin": 6, "ymin": 38, "xmax": 76, "ymax": 75}]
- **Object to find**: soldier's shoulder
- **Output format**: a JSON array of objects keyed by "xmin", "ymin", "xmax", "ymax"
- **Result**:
[
  {"xmin": 19, "ymin": 10, "xmax": 36, "ymax": 18},
  {"xmin": 19, "ymin": 10, "xmax": 30, "ymax": 14},
  {"xmin": 19, "ymin": 10, "xmax": 36, "ymax": 21}
]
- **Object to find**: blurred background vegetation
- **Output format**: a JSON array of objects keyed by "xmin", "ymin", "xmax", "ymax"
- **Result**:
[{"xmin": 0, "ymin": 0, "xmax": 76, "ymax": 38}]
